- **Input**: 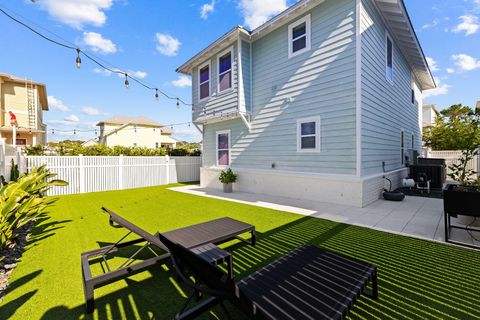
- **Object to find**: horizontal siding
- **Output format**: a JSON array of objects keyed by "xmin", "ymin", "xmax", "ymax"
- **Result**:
[
  {"xmin": 192, "ymin": 41, "xmax": 239, "ymax": 122},
  {"xmin": 203, "ymin": 0, "xmax": 357, "ymax": 175},
  {"xmin": 360, "ymin": 0, "xmax": 422, "ymax": 176}
]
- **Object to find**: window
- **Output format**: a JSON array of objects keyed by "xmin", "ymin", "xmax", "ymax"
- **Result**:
[
  {"xmin": 297, "ymin": 117, "xmax": 320, "ymax": 152},
  {"xmin": 411, "ymin": 133, "xmax": 415, "ymax": 149},
  {"xmin": 411, "ymin": 89, "xmax": 415, "ymax": 104},
  {"xmin": 400, "ymin": 130, "xmax": 404, "ymax": 165},
  {"xmin": 199, "ymin": 62, "xmax": 210, "ymax": 100},
  {"xmin": 218, "ymin": 49, "xmax": 232, "ymax": 93},
  {"xmin": 216, "ymin": 130, "xmax": 231, "ymax": 166},
  {"xmin": 288, "ymin": 15, "xmax": 311, "ymax": 58},
  {"xmin": 386, "ymin": 34, "xmax": 393, "ymax": 82}
]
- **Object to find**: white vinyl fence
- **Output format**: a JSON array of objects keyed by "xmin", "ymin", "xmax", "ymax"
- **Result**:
[
  {"xmin": 22, "ymin": 155, "xmax": 201, "ymax": 196},
  {"xmin": 427, "ymin": 150, "xmax": 480, "ymax": 178}
]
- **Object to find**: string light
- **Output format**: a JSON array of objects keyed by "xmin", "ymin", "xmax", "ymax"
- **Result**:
[
  {"xmin": 124, "ymin": 74, "xmax": 129, "ymax": 89},
  {"xmin": 0, "ymin": 6, "xmax": 193, "ymax": 109},
  {"xmin": 75, "ymin": 48, "xmax": 81, "ymax": 69},
  {"xmin": 155, "ymin": 89, "xmax": 159, "ymax": 101},
  {"xmin": 73, "ymin": 129, "xmax": 76, "ymax": 135}
]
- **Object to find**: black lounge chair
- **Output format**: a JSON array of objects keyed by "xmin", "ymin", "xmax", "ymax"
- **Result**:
[
  {"xmin": 81, "ymin": 207, "xmax": 255, "ymax": 313},
  {"xmin": 160, "ymin": 233, "xmax": 378, "ymax": 320}
]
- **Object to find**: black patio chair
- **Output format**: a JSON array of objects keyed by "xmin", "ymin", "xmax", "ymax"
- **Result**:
[
  {"xmin": 159, "ymin": 233, "xmax": 378, "ymax": 320},
  {"xmin": 81, "ymin": 207, "xmax": 255, "ymax": 313}
]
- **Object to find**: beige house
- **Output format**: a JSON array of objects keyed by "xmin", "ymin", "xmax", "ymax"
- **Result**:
[
  {"xmin": 422, "ymin": 104, "xmax": 440, "ymax": 128},
  {"xmin": 0, "ymin": 73, "xmax": 48, "ymax": 146},
  {"xmin": 97, "ymin": 116, "xmax": 178, "ymax": 149}
]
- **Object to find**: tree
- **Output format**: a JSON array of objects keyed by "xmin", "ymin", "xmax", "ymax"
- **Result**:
[{"xmin": 423, "ymin": 104, "xmax": 480, "ymax": 151}]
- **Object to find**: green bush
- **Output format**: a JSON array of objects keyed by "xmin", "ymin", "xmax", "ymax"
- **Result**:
[
  {"xmin": 0, "ymin": 165, "xmax": 68, "ymax": 250},
  {"xmin": 219, "ymin": 168, "xmax": 237, "ymax": 184},
  {"xmin": 9, "ymin": 159, "xmax": 19, "ymax": 182}
]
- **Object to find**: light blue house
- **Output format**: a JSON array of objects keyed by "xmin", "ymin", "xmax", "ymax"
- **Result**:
[{"xmin": 177, "ymin": 0, "xmax": 435, "ymax": 207}]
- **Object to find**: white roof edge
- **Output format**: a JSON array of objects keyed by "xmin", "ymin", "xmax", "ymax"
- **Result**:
[
  {"xmin": 177, "ymin": 0, "xmax": 435, "ymax": 91},
  {"xmin": 374, "ymin": 0, "xmax": 436, "ymax": 90},
  {"xmin": 176, "ymin": 26, "xmax": 250, "ymax": 75}
]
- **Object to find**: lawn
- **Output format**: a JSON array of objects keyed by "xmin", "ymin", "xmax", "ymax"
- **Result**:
[{"xmin": 1, "ymin": 184, "xmax": 480, "ymax": 320}]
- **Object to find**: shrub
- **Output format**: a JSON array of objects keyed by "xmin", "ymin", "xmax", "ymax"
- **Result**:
[
  {"xmin": 169, "ymin": 148, "xmax": 188, "ymax": 156},
  {"xmin": 9, "ymin": 159, "xmax": 19, "ymax": 182},
  {"xmin": 219, "ymin": 168, "xmax": 237, "ymax": 184},
  {"xmin": 0, "ymin": 166, "xmax": 68, "ymax": 250}
]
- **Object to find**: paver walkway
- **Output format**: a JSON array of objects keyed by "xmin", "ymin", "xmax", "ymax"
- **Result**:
[{"xmin": 170, "ymin": 185, "xmax": 480, "ymax": 247}]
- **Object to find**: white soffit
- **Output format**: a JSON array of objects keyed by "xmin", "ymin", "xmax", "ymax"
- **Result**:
[{"xmin": 374, "ymin": 0, "xmax": 436, "ymax": 90}]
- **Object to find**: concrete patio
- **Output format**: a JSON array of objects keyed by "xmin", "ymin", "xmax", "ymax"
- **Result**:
[{"xmin": 170, "ymin": 185, "xmax": 480, "ymax": 248}]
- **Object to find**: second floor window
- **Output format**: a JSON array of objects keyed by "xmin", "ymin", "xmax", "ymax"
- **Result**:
[
  {"xmin": 386, "ymin": 35, "xmax": 393, "ymax": 82},
  {"xmin": 199, "ymin": 63, "xmax": 210, "ymax": 100},
  {"xmin": 288, "ymin": 15, "xmax": 311, "ymax": 58},
  {"xmin": 218, "ymin": 50, "xmax": 232, "ymax": 92}
]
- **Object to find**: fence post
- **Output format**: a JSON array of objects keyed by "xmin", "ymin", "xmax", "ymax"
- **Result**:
[
  {"xmin": 118, "ymin": 154, "xmax": 123, "ymax": 189},
  {"xmin": 165, "ymin": 155, "xmax": 170, "ymax": 184},
  {"xmin": 477, "ymin": 147, "xmax": 480, "ymax": 177},
  {"xmin": 79, "ymin": 154, "xmax": 85, "ymax": 193}
]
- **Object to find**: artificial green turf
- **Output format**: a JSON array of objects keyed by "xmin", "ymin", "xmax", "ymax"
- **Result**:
[{"xmin": 1, "ymin": 184, "xmax": 480, "ymax": 320}]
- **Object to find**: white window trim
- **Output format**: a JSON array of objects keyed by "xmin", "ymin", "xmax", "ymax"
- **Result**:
[
  {"xmin": 297, "ymin": 116, "xmax": 321, "ymax": 153},
  {"xmin": 385, "ymin": 32, "xmax": 394, "ymax": 84},
  {"xmin": 217, "ymin": 47, "xmax": 234, "ymax": 94},
  {"xmin": 198, "ymin": 60, "xmax": 211, "ymax": 102},
  {"xmin": 288, "ymin": 14, "xmax": 311, "ymax": 59},
  {"xmin": 216, "ymin": 129, "xmax": 231, "ymax": 167}
]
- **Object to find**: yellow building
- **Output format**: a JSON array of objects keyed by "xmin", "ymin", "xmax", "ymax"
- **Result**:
[
  {"xmin": 97, "ymin": 116, "xmax": 178, "ymax": 149},
  {"xmin": 0, "ymin": 73, "xmax": 48, "ymax": 146}
]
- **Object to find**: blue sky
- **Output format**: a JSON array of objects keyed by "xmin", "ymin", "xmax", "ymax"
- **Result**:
[{"xmin": 0, "ymin": 0, "xmax": 479, "ymax": 142}]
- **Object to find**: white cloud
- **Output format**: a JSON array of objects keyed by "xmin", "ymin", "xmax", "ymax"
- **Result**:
[
  {"xmin": 82, "ymin": 31, "xmax": 117, "ymax": 54},
  {"xmin": 239, "ymin": 0, "xmax": 287, "ymax": 30},
  {"xmin": 426, "ymin": 57, "xmax": 439, "ymax": 72},
  {"xmin": 422, "ymin": 18, "xmax": 440, "ymax": 29},
  {"xmin": 47, "ymin": 96, "xmax": 70, "ymax": 112},
  {"xmin": 93, "ymin": 67, "xmax": 112, "ymax": 76},
  {"xmin": 452, "ymin": 53, "xmax": 480, "ymax": 71},
  {"xmin": 93, "ymin": 68, "xmax": 146, "ymax": 79},
  {"xmin": 36, "ymin": 0, "xmax": 113, "ymax": 29},
  {"xmin": 128, "ymin": 70, "xmax": 147, "ymax": 79},
  {"xmin": 81, "ymin": 106, "xmax": 105, "ymax": 115},
  {"xmin": 171, "ymin": 75, "xmax": 192, "ymax": 88},
  {"xmin": 64, "ymin": 114, "xmax": 80, "ymax": 122},
  {"xmin": 155, "ymin": 33, "xmax": 181, "ymax": 56},
  {"xmin": 423, "ymin": 77, "xmax": 451, "ymax": 99},
  {"xmin": 200, "ymin": 1, "xmax": 215, "ymax": 19},
  {"xmin": 452, "ymin": 15, "xmax": 480, "ymax": 36},
  {"xmin": 446, "ymin": 68, "xmax": 455, "ymax": 74}
]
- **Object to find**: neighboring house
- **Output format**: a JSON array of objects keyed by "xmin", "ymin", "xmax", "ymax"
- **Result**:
[
  {"xmin": 81, "ymin": 139, "xmax": 98, "ymax": 147},
  {"xmin": 422, "ymin": 104, "xmax": 440, "ymax": 128},
  {"xmin": 97, "ymin": 116, "xmax": 178, "ymax": 149},
  {"xmin": 0, "ymin": 73, "xmax": 48, "ymax": 146},
  {"xmin": 177, "ymin": 0, "xmax": 435, "ymax": 207}
]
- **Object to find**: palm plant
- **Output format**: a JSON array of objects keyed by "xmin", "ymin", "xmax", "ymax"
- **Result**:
[{"xmin": 0, "ymin": 165, "xmax": 68, "ymax": 250}]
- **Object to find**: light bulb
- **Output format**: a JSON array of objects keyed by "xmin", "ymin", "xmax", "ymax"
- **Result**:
[
  {"xmin": 76, "ymin": 48, "xmax": 81, "ymax": 69},
  {"xmin": 176, "ymin": 98, "xmax": 180, "ymax": 109},
  {"xmin": 155, "ymin": 89, "xmax": 159, "ymax": 101},
  {"xmin": 124, "ymin": 74, "xmax": 129, "ymax": 89}
]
